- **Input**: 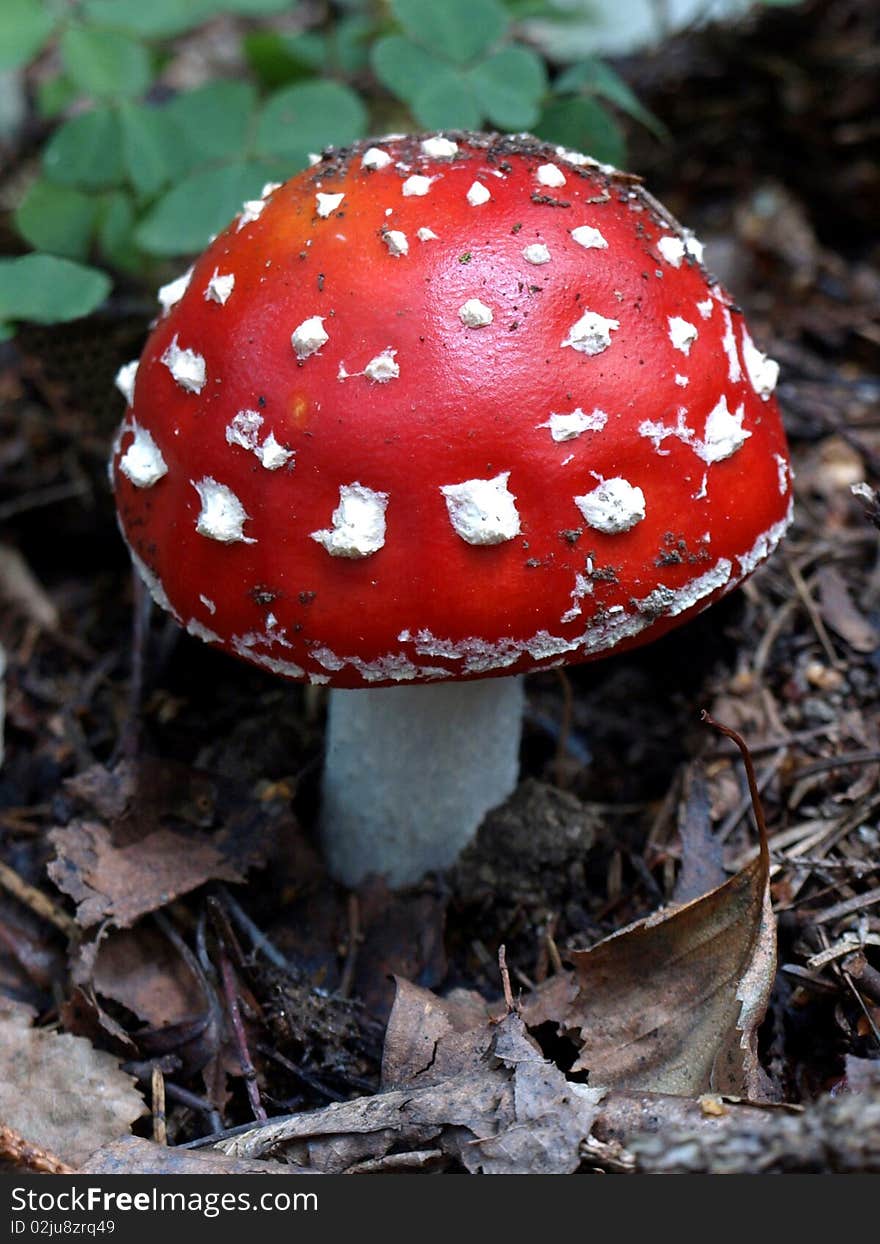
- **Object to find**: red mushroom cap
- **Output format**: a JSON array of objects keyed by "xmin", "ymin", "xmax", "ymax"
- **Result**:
[{"xmin": 111, "ymin": 132, "xmax": 792, "ymax": 689}]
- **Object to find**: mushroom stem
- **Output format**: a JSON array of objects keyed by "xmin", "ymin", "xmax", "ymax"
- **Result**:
[{"xmin": 320, "ymin": 676, "xmax": 524, "ymax": 887}]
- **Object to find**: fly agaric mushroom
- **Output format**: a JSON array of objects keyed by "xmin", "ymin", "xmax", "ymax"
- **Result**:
[{"xmin": 111, "ymin": 132, "xmax": 792, "ymax": 887}]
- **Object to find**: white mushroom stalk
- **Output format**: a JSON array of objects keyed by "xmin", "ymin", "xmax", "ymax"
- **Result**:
[{"xmin": 320, "ymin": 677, "xmax": 524, "ymax": 887}]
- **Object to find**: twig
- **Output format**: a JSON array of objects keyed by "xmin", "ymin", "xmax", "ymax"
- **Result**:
[
  {"xmin": 787, "ymin": 562, "xmax": 845, "ymax": 669},
  {"xmin": 217, "ymin": 948, "xmax": 266, "ymax": 1123},
  {"xmin": 256, "ymin": 1043, "xmax": 346, "ymax": 1103},
  {"xmin": 218, "ymin": 885, "xmax": 303, "ymax": 978},
  {"xmin": 789, "ymin": 750, "xmax": 880, "ymax": 780},
  {"xmin": 716, "ymin": 749, "xmax": 787, "ymax": 844},
  {"xmin": 151, "ymin": 1065, "xmax": 167, "ymax": 1146},
  {"xmin": 498, "ymin": 945, "xmax": 518, "ymax": 1014},
  {"xmin": 0, "ymin": 1123, "xmax": 74, "ymax": 1174},
  {"xmin": 700, "ymin": 712, "xmax": 770, "ymax": 867},
  {"xmin": 0, "ymin": 858, "xmax": 78, "ymax": 939},
  {"xmin": 842, "ymin": 952, "xmax": 880, "ymax": 1005}
]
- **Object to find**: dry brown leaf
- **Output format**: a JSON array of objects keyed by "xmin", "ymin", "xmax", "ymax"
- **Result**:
[
  {"xmin": 0, "ymin": 1007, "xmax": 145, "ymax": 1166},
  {"xmin": 80, "ymin": 1136, "xmax": 288, "ymax": 1176},
  {"xmin": 521, "ymin": 716, "xmax": 777, "ymax": 1100},
  {"xmin": 381, "ymin": 978, "xmax": 496, "ymax": 1089},
  {"xmin": 549, "ymin": 849, "xmax": 776, "ymax": 1097},
  {"xmin": 221, "ymin": 1012, "xmax": 603, "ymax": 1175},
  {"xmin": 383, "ymin": 719, "xmax": 777, "ymax": 1103},
  {"xmin": 90, "ymin": 926, "xmax": 206, "ymax": 1031},
  {"xmin": 817, "ymin": 564, "xmax": 879, "ymax": 654},
  {"xmin": 48, "ymin": 758, "xmax": 296, "ymax": 930},
  {"xmin": 47, "ymin": 821, "xmax": 241, "ymax": 929}
]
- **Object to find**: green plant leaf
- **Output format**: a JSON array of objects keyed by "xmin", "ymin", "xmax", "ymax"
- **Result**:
[
  {"xmin": 135, "ymin": 162, "xmax": 268, "ymax": 256},
  {"xmin": 256, "ymin": 81, "xmax": 366, "ymax": 162},
  {"xmin": 43, "ymin": 108, "xmax": 124, "ymax": 190},
  {"xmin": 164, "ymin": 81, "xmax": 257, "ymax": 164},
  {"xmin": 96, "ymin": 190, "xmax": 141, "ymax": 272},
  {"xmin": 535, "ymin": 96, "xmax": 627, "ymax": 169},
  {"xmin": 411, "ymin": 66, "xmax": 482, "ymax": 131},
  {"xmin": 0, "ymin": 254, "xmax": 110, "ymax": 324},
  {"xmin": 0, "ymin": 0, "xmax": 57, "ymax": 70},
  {"xmin": 118, "ymin": 102, "xmax": 178, "ymax": 198},
  {"xmin": 81, "ymin": 0, "xmax": 220, "ymax": 37},
  {"xmin": 468, "ymin": 45, "xmax": 547, "ymax": 129},
  {"xmin": 371, "ymin": 35, "xmax": 449, "ymax": 104},
  {"xmin": 60, "ymin": 25, "xmax": 153, "ymax": 100},
  {"xmin": 14, "ymin": 178, "xmax": 98, "ymax": 261},
  {"xmin": 225, "ymin": 0, "xmax": 299, "ymax": 13},
  {"xmin": 36, "ymin": 74, "xmax": 79, "ymax": 120},
  {"xmin": 328, "ymin": 14, "xmax": 373, "ymax": 76},
  {"xmin": 390, "ymin": 0, "xmax": 507, "ymax": 65},
  {"xmin": 554, "ymin": 58, "xmax": 666, "ymax": 139},
  {"xmin": 277, "ymin": 32, "xmax": 328, "ymax": 72},
  {"xmin": 243, "ymin": 31, "xmax": 316, "ymax": 88}
]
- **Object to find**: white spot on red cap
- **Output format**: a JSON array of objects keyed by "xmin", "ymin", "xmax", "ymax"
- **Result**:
[
  {"xmin": 575, "ymin": 477, "xmax": 645, "ymax": 534},
  {"xmin": 158, "ymin": 267, "xmax": 192, "ymax": 314},
  {"xmin": 537, "ymin": 407, "xmax": 608, "ymax": 442},
  {"xmin": 683, "ymin": 230, "xmax": 704, "ymax": 263},
  {"xmin": 668, "ymin": 316, "xmax": 698, "ymax": 356},
  {"xmin": 236, "ymin": 199, "xmax": 265, "ymax": 230},
  {"xmin": 160, "ymin": 336, "xmax": 206, "ymax": 393},
  {"xmin": 261, "ymin": 181, "xmax": 281, "ymax": 199},
  {"xmin": 459, "ymin": 299, "xmax": 493, "ymax": 328},
  {"xmin": 362, "ymin": 147, "xmax": 392, "ymax": 170},
  {"xmin": 639, "ymin": 398, "xmax": 749, "ymax": 464},
  {"xmin": 384, "ymin": 230, "xmax": 409, "ymax": 257},
  {"xmin": 199, "ymin": 594, "xmax": 216, "ymax": 614},
  {"xmin": 226, "ymin": 410, "xmax": 294, "ymax": 470},
  {"xmin": 741, "ymin": 327, "xmax": 779, "ymax": 400},
  {"xmin": 417, "ymin": 227, "xmax": 439, "ymax": 241},
  {"xmin": 562, "ymin": 310, "xmax": 619, "ymax": 355},
  {"xmin": 657, "ymin": 236, "xmax": 685, "ymax": 267},
  {"xmin": 561, "ymin": 573, "xmax": 594, "ymax": 623},
  {"xmin": 119, "ymin": 422, "xmax": 167, "ymax": 488},
  {"xmin": 696, "ymin": 297, "xmax": 714, "ymax": 319},
  {"xmin": 130, "ymin": 550, "xmax": 177, "ymax": 619},
  {"xmin": 364, "ymin": 349, "xmax": 399, "ymax": 382},
  {"xmin": 675, "ymin": 374, "xmax": 689, "ymax": 388},
  {"xmin": 701, "ymin": 395, "xmax": 750, "ymax": 463},
  {"xmin": 115, "ymin": 360, "xmax": 138, "ymax": 406},
  {"xmin": 736, "ymin": 502, "xmax": 793, "ymax": 576},
  {"xmin": 205, "ymin": 270, "xmax": 234, "ymax": 305},
  {"xmin": 774, "ymin": 453, "xmax": 789, "ymax": 495},
  {"xmin": 523, "ymin": 243, "xmax": 551, "ymax": 265},
  {"xmin": 420, "ymin": 136, "xmax": 458, "ymax": 159},
  {"xmin": 570, "ymin": 225, "xmax": 608, "ymax": 250},
  {"xmin": 186, "ymin": 618, "xmax": 221, "ymax": 644},
  {"xmin": 311, "ymin": 483, "xmax": 388, "ymax": 559},
  {"xmin": 291, "ymin": 316, "xmax": 328, "ymax": 359},
  {"xmin": 402, "ymin": 175, "xmax": 433, "ymax": 197},
  {"xmin": 536, "ymin": 162, "xmax": 566, "ymax": 188},
  {"xmin": 466, "ymin": 181, "xmax": 491, "ymax": 207},
  {"xmin": 193, "ymin": 477, "xmax": 255, "ymax": 544},
  {"xmin": 720, "ymin": 308, "xmax": 743, "ymax": 382},
  {"xmin": 441, "ymin": 472, "xmax": 520, "ymax": 545},
  {"xmin": 316, "ymin": 192, "xmax": 345, "ymax": 218}
]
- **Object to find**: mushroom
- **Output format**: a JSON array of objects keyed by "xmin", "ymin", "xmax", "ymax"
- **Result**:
[{"xmin": 111, "ymin": 132, "xmax": 792, "ymax": 888}]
